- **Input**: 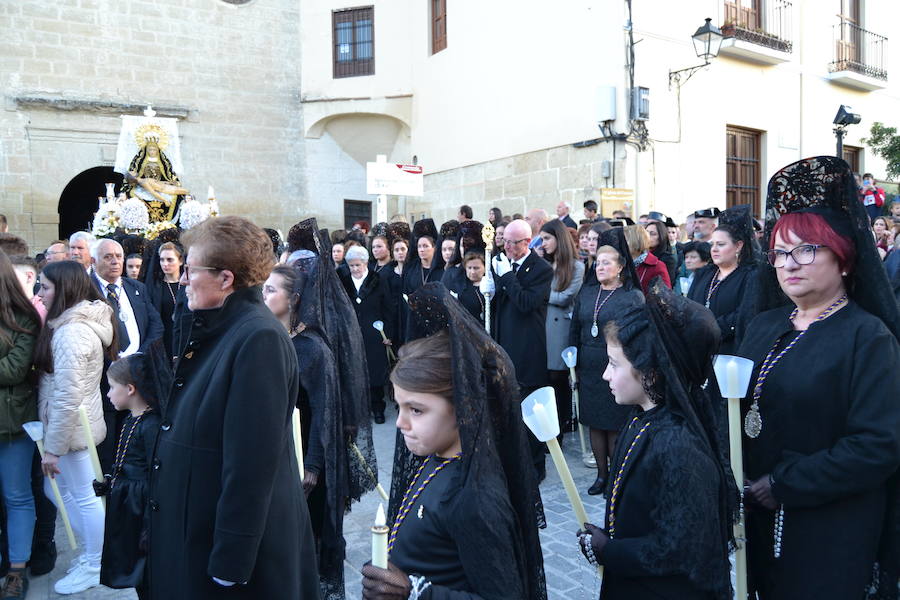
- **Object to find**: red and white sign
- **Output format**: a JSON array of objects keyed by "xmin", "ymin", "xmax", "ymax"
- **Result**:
[{"xmin": 367, "ymin": 158, "xmax": 424, "ymax": 197}]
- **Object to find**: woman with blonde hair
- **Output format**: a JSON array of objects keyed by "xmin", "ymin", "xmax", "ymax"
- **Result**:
[{"xmin": 624, "ymin": 225, "xmax": 671, "ymax": 292}]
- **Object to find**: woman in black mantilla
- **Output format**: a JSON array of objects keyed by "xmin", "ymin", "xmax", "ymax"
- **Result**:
[
  {"xmin": 339, "ymin": 245, "xmax": 397, "ymax": 424},
  {"xmin": 738, "ymin": 156, "xmax": 900, "ymax": 600},
  {"xmin": 570, "ymin": 228, "xmax": 644, "ymax": 495},
  {"xmin": 687, "ymin": 204, "xmax": 759, "ymax": 355},
  {"xmin": 362, "ymin": 283, "xmax": 546, "ymax": 600},
  {"xmin": 577, "ymin": 280, "xmax": 735, "ymax": 600},
  {"xmin": 399, "ymin": 220, "xmax": 445, "ymax": 343}
]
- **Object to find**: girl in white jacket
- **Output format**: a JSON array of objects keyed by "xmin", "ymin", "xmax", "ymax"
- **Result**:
[{"xmin": 33, "ymin": 261, "xmax": 118, "ymax": 596}]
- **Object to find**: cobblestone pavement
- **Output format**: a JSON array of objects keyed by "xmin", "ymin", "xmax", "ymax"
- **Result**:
[{"xmin": 33, "ymin": 416, "xmax": 605, "ymax": 599}]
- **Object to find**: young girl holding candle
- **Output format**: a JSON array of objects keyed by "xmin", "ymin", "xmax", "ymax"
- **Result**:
[
  {"xmin": 577, "ymin": 281, "xmax": 734, "ymax": 600},
  {"xmin": 361, "ymin": 283, "xmax": 546, "ymax": 600},
  {"xmin": 93, "ymin": 345, "xmax": 168, "ymax": 600}
]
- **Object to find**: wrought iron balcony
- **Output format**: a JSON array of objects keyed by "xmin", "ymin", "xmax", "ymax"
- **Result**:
[
  {"xmin": 721, "ymin": 0, "xmax": 792, "ymax": 54},
  {"xmin": 829, "ymin": 20, "xmax": 888, "ymax": 81}
]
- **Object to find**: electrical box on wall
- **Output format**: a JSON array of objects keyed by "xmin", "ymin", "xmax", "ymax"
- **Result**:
[
  {"xmin": 631, "ymin": 87, "xmax": 650, "ymax": 121},
  {"xmin": 596, "ymin": 85, "xmax": 617, "ymax": 123}
]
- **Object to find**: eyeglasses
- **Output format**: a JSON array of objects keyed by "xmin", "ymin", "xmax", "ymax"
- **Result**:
[
  {"xmin": 503, "ymin": 238, "xmax": 529, "ymax": 247},
  {"xmin": 182, "ymin": 264, "xmax": 222, "ymax": 277},
  {"xmin": 766, "ymin": 244, "xmax": 827, "ymax": 268}
]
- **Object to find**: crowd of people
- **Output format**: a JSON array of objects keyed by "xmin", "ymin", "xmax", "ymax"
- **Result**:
[{"xmin": 0, "ymin": 154, "xmax": 897, "ymax": 600}]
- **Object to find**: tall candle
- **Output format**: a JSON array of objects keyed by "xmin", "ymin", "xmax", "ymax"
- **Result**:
[
  {"xmin": 78, "ymin": 406, "xmax": 106, "ymax": 509},
  {"xmin": 292, "ymin": 407, "xmax": 305, "ymax": 480},
  {"xmin": 371, "ymin": 503, "xmax": 389, "ymax": 569}
]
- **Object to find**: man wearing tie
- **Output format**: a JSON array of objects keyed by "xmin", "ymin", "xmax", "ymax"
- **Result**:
[
  {"xmin": 491, "ymin": 219, "xmax": 554, "ymax": 481},
  {"xmin": 91, "ymin": 239, "xmax": 164, "ymax": 471}
]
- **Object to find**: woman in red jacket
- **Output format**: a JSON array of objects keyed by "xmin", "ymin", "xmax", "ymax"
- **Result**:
[{"xmin": 624, "ymin": 225, "xmax": 671, "ymax": 292}]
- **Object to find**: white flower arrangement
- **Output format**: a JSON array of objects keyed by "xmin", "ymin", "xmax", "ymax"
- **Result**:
[
  {"xmin": 143, "ymin": 220, "xmax": 177, "ymax": 241},
  {"xmin": 120, "ymin": 198, "xmax": 150, "ymax": 231},
  {"xmin": 178, "ymin": 197, "xmax": 210, "ymax": 230},
  {"xmin": 91, "ymin": 201, "xmax": 121, "ymax": 237}
]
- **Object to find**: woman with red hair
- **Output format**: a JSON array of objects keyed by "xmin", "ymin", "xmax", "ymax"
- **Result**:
[{"xmin": 738, "ymin": 157, "xmax": 900, "ymax": 600}]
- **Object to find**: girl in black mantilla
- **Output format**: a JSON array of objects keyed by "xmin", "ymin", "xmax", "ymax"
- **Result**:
[
  {"xmin": 738, "ymin": 156, "xmax": 900, "ymax": 600},
  {"xmin": 570, "ymin": 228, "xmax": 643, "ymax": 495},
  {"xmin": 362, "ymin": 283, "xmax": 546, "ymax": 600},
  {"xmin": 577, "ymin": 281, "xmax": 735, "ymax": 600},
  {"xmin": 94, "ymin": 343, "xmax": 169, "ymax": 600},
  {"xmin": 687, "ymin": 204, "xmax": 758, "ymax": 355}
]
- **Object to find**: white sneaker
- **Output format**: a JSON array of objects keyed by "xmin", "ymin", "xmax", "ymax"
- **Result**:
[
  {"xmin": 583, "ymin": 454, "xmax": 597, "ymax": 468},
  {"xmin": 53, "ymin": 562, "xmax": 100, "ymax": 595},
  {"xmin": 66, "ymin": 554, "xmax": 85, "ymax": 574}
]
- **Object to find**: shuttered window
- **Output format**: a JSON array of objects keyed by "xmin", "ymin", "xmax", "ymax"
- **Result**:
[
  {"xmin": 726, "ymin": 126, "xmax": 762, "ymax": 215},
  {"xmin": 432, "ymin": 0, "xmax": 447, "ymax": 54}
]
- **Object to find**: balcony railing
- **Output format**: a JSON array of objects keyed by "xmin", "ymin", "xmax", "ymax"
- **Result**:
[
  {"xmin": 830, "ymin": 20, "xmax": 888, "ymax": 81},
  {"xmin": 722, "ymin": 0, "xmax": 792, "ymax": 53}
]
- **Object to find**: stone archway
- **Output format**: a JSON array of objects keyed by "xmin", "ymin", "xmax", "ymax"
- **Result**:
[{"xmin": 57, "ymin": 166, "xmax": 123, "ymax": 239}]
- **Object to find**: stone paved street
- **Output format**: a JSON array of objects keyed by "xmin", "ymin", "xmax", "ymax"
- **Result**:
[{"xmin": 31, "ymin": 416, "xmax": 604, "ymax": 599}]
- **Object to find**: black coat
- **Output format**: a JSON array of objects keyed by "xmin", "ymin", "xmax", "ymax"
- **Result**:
[
  {"xmin": 148, "ymin": 287, "xmax": 320, "ymax": 600},
  {"xmin": 400, "ymin": 261, "xmax": 444, "ymax": 342},
  {"xmin": 339, "ymin": 271, "xmax": 396, "ymax": 387},
  {"xmin": 687, "ymin": 263, "xmax": 756, "ymax": 355},
  {"xmin": 738, "ymin": 302, "xmax": 900, "ymax": 599},
  {"xmin": 492, "ymin": 251, "xmax": 553, "ymax": 388},
  {"xmin": 444, "ymin": 269, "xmax": 490, "ymax": 324}
]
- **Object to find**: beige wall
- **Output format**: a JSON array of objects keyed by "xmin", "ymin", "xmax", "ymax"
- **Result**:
[{"xmin": 0, "ymin": 0, "xmax": 308, "ymax": 251}]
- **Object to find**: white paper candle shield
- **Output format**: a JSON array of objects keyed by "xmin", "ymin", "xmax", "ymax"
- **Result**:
[
  {"xmin": 712, "ymin": 355, "xmax": 754, "ymax": 398},
  {"xmin": 561, "ymin": 346, "xmax": 578, "ymax": 369},
  {"xmin": 521, "ymin": 387, "xmax": 560, "ymax": 442}
]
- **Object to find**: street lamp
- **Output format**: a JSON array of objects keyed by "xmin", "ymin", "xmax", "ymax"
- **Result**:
[
  {"xmin": 669, "ymin": 18, "xmax": 724, "ymax": 88},
  {"xmin": 833, "ymin": 105, "xmax": 861, "ymax": 158}
]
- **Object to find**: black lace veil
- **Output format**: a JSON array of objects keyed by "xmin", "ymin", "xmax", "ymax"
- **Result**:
[
  {"xmin": 388, "ymin": 283, "xmax": 547, "ymax": 600},
  {"xmin": 608, "ymin": 278, "xmax": 735, "ymax": 599},
  {"xmin": 598, "ymin": 226, "xmax": 640, "ymax": 290}
]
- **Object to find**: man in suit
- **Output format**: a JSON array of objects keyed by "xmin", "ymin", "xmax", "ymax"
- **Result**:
[
  {"xmin": 491, "ymin": 219, "xmax": 553, "ymax": 480},
  {"xmin": 556, "ymin": 200, "xmax": 578, "ymax": 229},
  {"xmin": 91, "ymin": 238, "xmax": 164, "ymax": 471}
]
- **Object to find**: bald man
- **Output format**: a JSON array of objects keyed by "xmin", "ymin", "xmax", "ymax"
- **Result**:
[{"xmin": 491, "ymin": 219, "xmax": 554, "ymax": 480}]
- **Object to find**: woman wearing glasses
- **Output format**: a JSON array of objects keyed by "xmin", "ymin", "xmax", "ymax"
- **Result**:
[
  {"xmin": 687, "ymin": 204, "xmax": 758, "ymax": 355},
  {"xmin": 738, "ymin": 157, "xmax": 900, "ymax": 600}
]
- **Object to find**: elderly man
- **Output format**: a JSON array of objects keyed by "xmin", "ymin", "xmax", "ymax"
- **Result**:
[
  {"xmin": 691, "ymin": 207, "xmax": 720, "ymax": 242},
  {"xmin": 556, "ymin": 201, "xmax": 577, "ymax": 229},
  {"xmin": 68, "ymin": 231, "xmax": 96, "ymax": 271},
  {"xmin": 491, "ymin": 219, "xmax": 553, "ymax": 480},
  {"xmin": 525, "ymin": 208, "xmax": 548, "ymax": 249},
  {"xmin": 45, "ymin": 240, "xmax": 68, "ymax": 262},
  {"xmin": 91, "ymin": 238, "xmax": 163, "ymax": 472}
]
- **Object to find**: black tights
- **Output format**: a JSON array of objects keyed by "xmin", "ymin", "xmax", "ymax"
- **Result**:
[{"xmin": 589, "ymin": 428, "xmax": 619, "ymax": 480}]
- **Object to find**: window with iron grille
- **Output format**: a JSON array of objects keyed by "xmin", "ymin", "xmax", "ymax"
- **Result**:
[
  {"xmin": 344, "ymin": 200, "xmax": 372, "ymax": 230},
  {"xmin": 432, "ymin": 0, "xmax": 447, "ymax": 54},
  {"xmin": 726, "ymin": 126, "xmax": 763, "ymax": 215},
  {"xmin": 333, "ymin": 7, "xmax": 374, "ymax": 78}
]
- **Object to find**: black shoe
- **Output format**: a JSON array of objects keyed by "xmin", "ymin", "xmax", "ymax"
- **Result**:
[
  {"xmin": 27, "ymin": 540, "xmax": 56, "ymax": 577},
  {"xmin": 1, "ymin": 568, "xmax": 28, "ymax": 600},
  {"xmin": 373, "ymin": 413, "xmax": 386, "ymax": 424},
  {"xmin": 587, "ymin": 476, "xmax": 606, "ymax": 496}
]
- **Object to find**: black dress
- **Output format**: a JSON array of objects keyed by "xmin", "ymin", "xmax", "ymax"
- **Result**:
[
  {"xmin": 389, "ymin": 458, "xmax": 528, "ymax": 599},
  {"xmin": 738, "ymin": 302, "xmax": 900, "ymax": 600},
  {"xmin": 599, "ymin": 406, "xmax": 728, "ymax": 599},
  {"xmin": 443, "ymin": 269, "xmax": 488, "ymax": 323},
  {"xmin": 569, "ymin": 284, "xmax": 643, "ymax": 430},
  {"xmin": 400, "ymin": 261, "xmax": 444, "ymax": 343},
  {"xmin": 101, "ymin": 410, "xmax": 161, "ymax": 590},
  {"xmin": 687, "ymin": 263, "xmax": 755, "ymax": 355}
]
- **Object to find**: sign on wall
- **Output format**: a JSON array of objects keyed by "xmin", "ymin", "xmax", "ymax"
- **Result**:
[
  {"xmin": 600, "ymin": 188, "xmax": 635, "ymax": 218},
  {"xmin": 366, "ymin": 155, "xmax": 424, "ymax": 197}
]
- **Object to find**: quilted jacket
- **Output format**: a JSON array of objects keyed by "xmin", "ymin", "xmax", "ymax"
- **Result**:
[{"xmin": 38, "ymin": 300, "xmax": 112, "ymax": 456}]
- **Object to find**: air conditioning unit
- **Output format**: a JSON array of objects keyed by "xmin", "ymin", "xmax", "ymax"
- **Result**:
[{"xmin": 631, "ymin": 87, "xmax": 650, "ymax": 121}]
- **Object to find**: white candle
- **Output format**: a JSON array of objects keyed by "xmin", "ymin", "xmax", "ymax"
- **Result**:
[
  {"xmin": 726, "ymin": 359, "xmax": 739, "ymax": 399},
  {"xmin": 207, "ymin": 185, "xmax": 215, "ymax": 200},
  {"xmin": 371, "ymin": 503, "xmax": 389, "ymax": 569}
]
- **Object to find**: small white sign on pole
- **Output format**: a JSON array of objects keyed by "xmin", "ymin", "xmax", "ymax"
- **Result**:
[{"xmin": 366, "ymin": 155, "xmax": 424, "ymax": 197}]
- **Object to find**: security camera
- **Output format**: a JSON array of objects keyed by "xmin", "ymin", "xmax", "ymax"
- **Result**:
[{"xmin": 833, "ymin": 105, "xmax": 861, "ymax": 126}]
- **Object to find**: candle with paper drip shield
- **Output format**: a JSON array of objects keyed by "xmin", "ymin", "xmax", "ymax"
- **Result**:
[
  {"xmin": 22, "ymin": 421, "xmax": 78, "ymax": 551},
  {"xmin": 561, "ymin": 346, "xmax": 590, "ymax": 462},
  {"xmin": 712, "ymin": 354, "xmax": 755, "ymax": 600},
  {"xmin": 521, "ymin": 387, "xmax": 602, "ymax": 576},
  {"xmin": 372, "ymin": 320, "xmax": 397, "ymax": 363}
]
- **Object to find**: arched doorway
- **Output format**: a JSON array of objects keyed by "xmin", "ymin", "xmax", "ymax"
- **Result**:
[{"xmin": 58, "ymin": 166, "xmax": 124, "ymax": 239}]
